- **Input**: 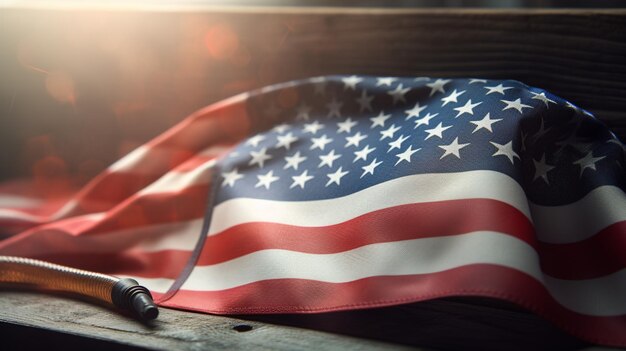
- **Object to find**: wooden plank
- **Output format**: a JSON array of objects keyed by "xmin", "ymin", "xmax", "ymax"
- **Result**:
[
  {"xmin": 0, "ymin": 290, "xmax": 592, "ymax": 351},
  {"xmin": 0, "ymin": 291, "xmax": 419, "ymax": 351},
  {"xmin": 1, "ymin": 8, "xmax": 625, "ymax": 179}
]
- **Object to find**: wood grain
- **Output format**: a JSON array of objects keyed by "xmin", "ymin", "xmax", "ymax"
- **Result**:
[
  {"xmin": 0, "ymin": 290, "xmax": 591, "ymax": 351},
  {"xmin": 0, "ymin": 291, "xmax": 418, "ymax": 351},
  {"xmin": 1, "ymin": 8, "xmax": 625, "ymax": 179}
]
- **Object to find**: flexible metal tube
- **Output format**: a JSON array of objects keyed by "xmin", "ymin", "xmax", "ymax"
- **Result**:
[{"xmin": 0, "ymin": 256, "xmax": 158, "ymax": 319}]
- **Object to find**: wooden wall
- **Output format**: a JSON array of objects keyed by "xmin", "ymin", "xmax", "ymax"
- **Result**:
[{"xmin": 1, "ymin": 8, "xmax": 625, "ymax": 180}]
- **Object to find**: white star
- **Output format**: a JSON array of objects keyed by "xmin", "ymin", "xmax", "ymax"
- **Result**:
[
  {"xmin": 395, "ymin": 145, "xmax": 420, "ymax": 165},
  {"xmin": 574, "ymin": 151, "xmax": 605, "ymax": 176},
  {"xmin": 376, "ymin": 77, "xmax": 397, "ymax": 87},
  {"xmin": 531, "ymin": 92, "xmax": 556, "ymax": 108},
  {"xmin": 533, "ymin": 154, "xmax": 555, "ymax": 184},
  {"xmin": 388, "ymin": 84, "xmax": 411, "ymax": 105},
  {"xmin": 484, "ymin": 84, "xmax": 513, "ymax": 95},
  {"xmin": 337, "ymin": 118, "xmax": 358, "ymax": 134},
  {"xmin": 380, "ymin": 124, "xmax": 401, "ymax": 141},
  {"xmin": 276, "ymin": 132, "xmax": 299, "ymax": 150},
  {"xmin": 441, "ymin": 89, "xmax": 465, "ymax": 106},
  {"xmin": 221, "ymin": 169, "xmax": 244, "ymax": 187},
  {"xmin": 295, "ymin": 102, "xmax": 312, "ymax": 121},
  {"xmin": 414, "ymin": 112, "xmax": 439, "ymax": 129},
  {"xmin": 247, "ymin": 134, "xmax": 266, "ymax": 147},
  {"xmin": 490, "ymin": 140, "xmax": 519, "ymax": 164},
  {"xmin": 361, "ymin": 158, "xmax": 383, "ymax": 178},
  {"xmin": 303, "ymin": 120, "xmax": 324, "ymax": 134},
  {"xmin": 470, "ymin": 113, "xmax": 502, "ymax": 133},
  {"xmin": 354, "ymin": 145, "xmax": 376, "ymax": 162},
  {"xmin": 342, "ymin": 75, "xmax": 363, "ymax": 90},
  {"xmin": 520, "ymin": 129, "xmax": 528, "ymax": 152},
  {"xmin": 370, "ymin": 111, "xmax": 391, "ymax": 128},
  {"xmin": 283, "ymin": 151, "xmax": 307, "ymax": 170},
  {"xmin": 355, "ymin": 90, "xmax": 374, "ymax": 112},
  {"xmin": 426, "ymin": 78, "xmax": 450, "ymax": 96},
  {"xmin": 290, "ymin": 170, "xmax": 314, "ymax": 189},
  {"xmin": 249, "ymin": 148, "xmax": 272, "ymax": 168},
  {"xmin": 326, "ymin": 98, "xmax": 343, "ymax": 118},
  {"xmin": 424, "ymin": 122, "xmax": 451, "ymax": 140},
  {"xmin": 555, "ymin": 132, "xmax": 581, "ymax": 152},
  {"xmin": 469, "ymin": 79, "xmax": 487, "ymax": 84},
  {"xmin": 346, "ymin": 132, "xmax": 367, "ymax": 148},
  {"xmin": 388, "ymin": 134, "xmax": 410, "ymax": 152},
  {"xmin": 326, "ymin": 167, "xmax": 349, "ymax": 186},
  {"xmin": 310, "ymin": 134, "xmax": 333, "ymax": 151},
  {"xmin": 502, "ymin": 98, "xmax": 532, "ymax": 113},
  {"xmin": 272, "ymin": 124, "xmax": 290, "ymax": 133},
  {"xmin": 255, "ymin": 170, "xmax": 279, "ymax": 190},
  {"xmin": 404, "ymin": 102, "xmax": 427, "ymax": 120},
  {"xmin": 311, "ymin": 76, "xmax": 326, "ymax": 95},
  {"xmin": 453, "ymin": 99, "xmax": 482, "ymax": 118},
  {"xmin": 439, "ymin": 137, "xmax": 470, "ymax": 159},
  {"xmin": 318, "ymin": 149, "xmax": 341, "ymax": 168},
  {"xmin": 531, "ymin": 118, "xmax": 550, "ymax": 142}
]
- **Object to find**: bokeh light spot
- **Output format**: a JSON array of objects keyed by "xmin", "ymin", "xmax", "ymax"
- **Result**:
[{"xmin": 204, "ymin": 24, "xmax": 239, "ymax": 60}]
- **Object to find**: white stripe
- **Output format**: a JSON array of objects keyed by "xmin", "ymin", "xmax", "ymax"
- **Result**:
[
  {"xmin": 0, "ymin": 195, "xmax": 42, "ymax": 209},
  {"xmin": 184, "ymin": 232, "xmax": 541, "ymax": 291},
  {"xmin": 139, "ymin": 159, "xmax": 215, "ymax": 195},
  {"xmin": 208, "ymin": 170, "xmax": 531, "ymax": 235},
  {"xmin": 108, "ymin": 145, "xmax": 191, "ymax": 176},
  {"xmin": 545, "ymin": 270, "xmax": 626, "ymax": 317},
  {"xmin": 108, "ymin": 145, "xmax": 150, "ymax": 173},
  {"xmin": 135, "ymin": 219, "xmax": 203, "ymax": 252},
  {"xmin": 182, "ymin": 231, "xmax": 626, "ymax": 317},
  {"xmin": 50, "ymin": 199, "xmax": 79, "ymax": 220},
  {"xmin": 530, "ymin": 185, "xmax": 626, "ymax": 244},
  {"xmin": 198, "ymin": 145, "xmax": 231, "ymax": 158},
  {"xmin": 0, "ymin": 208, "xmax": 40, "ymax": 222}
]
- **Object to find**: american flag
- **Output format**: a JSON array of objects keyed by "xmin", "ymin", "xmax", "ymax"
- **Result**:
[{"xmin": 1, "ymin": 76, "xmax": 625, "ymax": 347}]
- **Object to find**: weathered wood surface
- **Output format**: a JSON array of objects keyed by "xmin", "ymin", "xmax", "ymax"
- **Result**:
[
  {"xmin": 0, "ymin": 290, "xmax": 594, "ymax": 351},
  {"xmin": 1, "ymin": 8, "xmax": 625, "ymax": 179},
  {"xmin": 0, "ymin": 291, "xmax": 419, "ymax": 351}
]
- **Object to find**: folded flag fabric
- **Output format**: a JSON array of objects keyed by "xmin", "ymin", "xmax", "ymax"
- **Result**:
[{"xmin": 0, "ymin": 76, "xmax": 625, "ymax": 346}]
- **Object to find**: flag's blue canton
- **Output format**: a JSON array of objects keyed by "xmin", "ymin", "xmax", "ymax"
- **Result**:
[{"xmin": 215, "ymin": 76, "xmax": 625, "ymax": 206}]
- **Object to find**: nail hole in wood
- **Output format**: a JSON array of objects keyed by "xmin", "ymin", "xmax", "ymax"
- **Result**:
[{"xmin": 233, "ymin": 324, "xmax": 253, "ymax": 332}]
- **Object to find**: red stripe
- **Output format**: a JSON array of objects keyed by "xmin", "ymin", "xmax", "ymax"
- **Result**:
[
  {"xmin": 198, "ymin": 198, "xmax": 623, "ymax": 279},
  {"xmin": 3, "ymin": 197, "xmax": 622, "ymax": 281},
  {"xmin": 199, "ymin": 199, "xmax": 536, "ymax": 264},
  {"xmin": 539, "ymin": 221, "xmax": 626, "ymax": 279},
  {"xmin": 73, "ymin": 171, "xmax": 161, "ymax": 213},
  {"xmin": 83, "ymin": 184, "xmax": 209, "ymax": 235},
  {"xmin": 160, "ymin": 264, "xmax": 626, "ymax": 347},
  {"xmin": 22, "ymin": 101, "xmax": 251, "ymax": 222},
  {"xmin": 34, "ymin": 250, "xmax": 191, "ymax": 280},
  {"xmin": 155, "ymin": 98, "xmax": 251, "ymax": 151},
  {"xmin": 0, "ymin": 184, "xmax": 208, "ymax": 254}
]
